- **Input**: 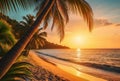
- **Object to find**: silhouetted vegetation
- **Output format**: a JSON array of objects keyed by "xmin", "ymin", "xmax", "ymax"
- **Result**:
[
  {"xmin": 0, "ymin": 13, "xmax": 25, "ymax": 39},
  {"xmin": 0, "ymin": 19, "xmax": 16, "ymax": 56},
  {"xmin": 41, "ymin": 41, "xmax": 69, "ymax": 49},
  {"xmin": 0, "ymin": 13, "xmax": 69, "ymax": 50},
  {"xmin": 0, "ymin": 18, "xmax": 34, "ymax": 80}
]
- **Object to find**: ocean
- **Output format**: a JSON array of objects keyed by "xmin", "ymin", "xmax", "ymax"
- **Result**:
[
  {"xmin": 35, "ymin": 49, "xmax": 120, "ymax": 80},
  {"xmin": 36, "ymin": 49, "xmax": 120, "ymax": 67}
]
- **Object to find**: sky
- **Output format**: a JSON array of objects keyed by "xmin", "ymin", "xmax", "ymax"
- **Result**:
[{"xmin": 8, "ymin": 0, "xmax": 120, "ymax": 49}]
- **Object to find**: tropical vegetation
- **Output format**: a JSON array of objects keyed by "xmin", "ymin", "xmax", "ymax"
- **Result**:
[
  {"xmin": 0, "ymin": 19, "xmax": 33, "ymax": 81},
  {"xmin": 0, "ymin": 61, "xmax": 33, "ymax": 81},
  {"xmin": 20, "ymin": 14, "xmax": 47, "ymax": 56},
  {"xmin": 0, "ymin": 0, "xmax": 93, "ymax": 79},
  {"xmin": 0, "ymin": 20, "xmax": 16, "ymax": 56}
]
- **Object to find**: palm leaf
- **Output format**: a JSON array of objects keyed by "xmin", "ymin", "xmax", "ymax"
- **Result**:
[
  {"xmin": 1, "ymin": 73, "xmax": 32, "ymax": 81},
  {"xmin": 56, "ymin": 0, "xmax": 69, "ymax": 23},
  {"xmin": 66, "ymin": 0, "xmax": 93, "ymax": 31},
  {"xmin": 0, "ymin": 0, "xmax": 37, "ymax": 13},
  {"xmin": 0, "ymin": 62, "xmax": 33, "ymax": 81},
  {"xmin": 35, "ymin": 0, "xmax": 93, "ymax": 41},
  {"xmin": 38, "ymin": 32, "xmax": 47, "ymax": 37},
  {"xmin": 10, "ymin": 62, "xmax": 33, "ymax": 68}
]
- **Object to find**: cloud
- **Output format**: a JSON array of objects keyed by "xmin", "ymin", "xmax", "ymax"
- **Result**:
[
  {"xmin": 94, "ymin": 19, "xmax": 113, "ymax": 27},
  {"xmin": 94, "ymin": 18, "xmax": 120, "ymax": 28}
]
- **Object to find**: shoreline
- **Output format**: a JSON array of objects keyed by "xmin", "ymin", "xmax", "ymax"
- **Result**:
[
  {"xmin": 35, "ymin": 50, "xmax": 120, "ymax": 81},
  {"xmin": 29, "ymin": 51, "xmax": 87, "ymax": 81},
  {"xmin": 28, "ymin": 51, "xmax": 111, "ymax": 81}
]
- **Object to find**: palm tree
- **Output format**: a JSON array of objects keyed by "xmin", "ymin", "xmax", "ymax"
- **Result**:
[
  {"xmin": 0, "ymin": 62, "xmax": 33, "ymax": 81},
  {"xmin": 26, "ymin": 28, "xmax": 47, "ymax": 49},
  {"xmin": 36, "ymin": 0, "xmax": 93, "ymax": 41},
  {"xmin": 20, "ymin": 14, "xmax": 47, "ymax": 56},
  {"xmin": 24, "ymin": 28, "xmax": 47, "ymax": 56},
  {"xmin": 0, "ymin": 0, "xmax": 93, "ymax": 78},
  {"xmin": 20, "ymin": 14, "xmax": 35, "ymax": 30},
  {"xmin": 0, "ymin": 20, "xmax": 16, "ymax": 56}
]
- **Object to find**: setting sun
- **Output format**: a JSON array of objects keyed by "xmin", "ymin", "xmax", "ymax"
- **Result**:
[
  {"xmin": 72, "ymin": 35, "xmax": 86, "ymax": 48},
  {"xmin": 74, "ymin": 36, "xmax": 83, "ymax": 44}
]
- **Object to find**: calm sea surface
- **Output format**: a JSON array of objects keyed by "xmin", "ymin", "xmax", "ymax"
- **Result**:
[{"xmin": 36, "ymin": 49, "xmax": 120, "ymax": 67}]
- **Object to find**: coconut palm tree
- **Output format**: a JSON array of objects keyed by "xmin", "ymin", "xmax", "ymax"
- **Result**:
[
  {"xmin": 0, "ymin": 0, "xmax": 93, "ymax": 78},
  {"xmin": 26, "ymin": 28, "xmax": 47, "ymax": 49},
  {"xmin": 18, "ymin": 14, "xmax": 35, "ymax": 39},
  {"xmin": 0, "ymin": 20, "xmax": 16, "ymax": 56},
  {"xmin": 24, "ymin": 28, "xmax": 47, "ymax": 56},
  {"xmin": 20, "ymin": 14, "xmax": 47, "ymax": 56},
  {"xmin": 20, "ymin": 14, "xmax": 35, "ymax": 30}
]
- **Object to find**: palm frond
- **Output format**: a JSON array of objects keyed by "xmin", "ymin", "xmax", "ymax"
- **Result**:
[
  {"xmin": 43, "ymin": 11, "xmax": 51, "ymax": 29},
  {"xmin": 66, "ymin": 0, "xmax": 93, "ymax": 31},
  {"xmin": 0, "ymin": 20, "xmax": 16, "ymax": 56},
  {"xmin": 38, "ymin": 32, "xmax": 47, "ymax": 37},
  {"xmin": 35, "ymin": 0, "xmax": 49, "ymax": 17},
  {"xmin": 11, "ymin": 62, "xmax": 33, "ymax": 68},
  {"xmin": 0, "ymin": 0, "xmax": 37, "ymax": 13},
  {"xmin": 56, "ymin": 0, "xmax": 69, "ymax": 23},
  {"xmin": 20, "ymin": 14, "xmax": 47, "ymax": 49},
  {"xmin": 0, "ymin": 62, "xmax": 33, "ymax": 81},
  {"xmin": 35, "ymin": 0, "xmax": 93, "ymax": 41},
  {"xmin": 1, "ymin": 73, "xmax": 32, "ymax": 81},
  {"xmin": 52, "ymin": 4, "xmax": 65, "ymax": 42}
]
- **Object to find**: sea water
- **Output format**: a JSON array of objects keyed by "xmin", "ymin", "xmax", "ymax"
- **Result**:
[
  {"xmin": 36, "ymin": 49, "xmax": 120, "ymax": 67},
  {"xmin": 35, "ymin": 49, "xmax": 120, "ymax": 80}
]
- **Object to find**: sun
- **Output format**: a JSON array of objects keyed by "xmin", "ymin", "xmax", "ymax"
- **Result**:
[
  {"xmin": 74, "ymin": 36, "xmax": 85, "ymax": 45},
  {"xmin": 74, "ymin": 36, "xmax": 83, "ymax": 43},
  {"xmin": 67, "ymin": 35, "xmax": 86, "ymax": 48},
  {"xmin": 61, "ymin": 34, "xmax": 87, "ymax": 48}
]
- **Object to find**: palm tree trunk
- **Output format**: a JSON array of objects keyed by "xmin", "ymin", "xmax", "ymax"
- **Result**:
[{"xmin": 0, "ymin": 0, "xmax": 55, "ymax": 79}]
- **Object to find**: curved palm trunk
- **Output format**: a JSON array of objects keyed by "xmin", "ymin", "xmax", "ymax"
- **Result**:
[{"xmin": 0, "ymin": 0, "xmax": 55, "ymax": 79}]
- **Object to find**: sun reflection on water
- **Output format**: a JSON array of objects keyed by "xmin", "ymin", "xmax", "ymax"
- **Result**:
[{"xmin": 77, "ymin": 48, "xmax": 81, "ymax": 58}]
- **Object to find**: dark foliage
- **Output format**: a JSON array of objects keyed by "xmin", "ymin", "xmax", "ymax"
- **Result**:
[
  {"xmin": 0, "ymin": 13, "xmax": 25, "ymax": 39},
  {"xmin": 41, "ymin": 41, "xmax": 69, "ymax": 49}
]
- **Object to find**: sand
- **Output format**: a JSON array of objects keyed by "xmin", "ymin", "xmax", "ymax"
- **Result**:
[
  {"xmin": 28, "ymin": 51, "xmax": 87, "ymax": 81},
  {"xmin": 28, "ymin": 50, "xmax": 119, "ymax": 81}
]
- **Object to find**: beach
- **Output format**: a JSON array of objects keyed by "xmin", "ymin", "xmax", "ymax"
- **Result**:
[
  {"xmin": 27, "ymin": 50, "xmax": 119, "ymax": 81},
  {"xmin": 28, "ymin": 51, "xmax": 87, "ymax": 81}
]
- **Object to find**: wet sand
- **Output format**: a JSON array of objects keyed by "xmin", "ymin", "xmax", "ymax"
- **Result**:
[
  {"xmin": 28, "ymin": 51, "xmax": 87, "ymax": 81},
  {"xmin": 28, "ymin": 51, "xmax": 116, "ymax": 81},
  {"xmin": 34, "ymin": 50, "xmax": 120, "ymax": 81}
]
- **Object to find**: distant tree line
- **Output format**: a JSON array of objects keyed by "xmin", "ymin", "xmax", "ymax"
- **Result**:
[{"xmin": 41, "ymin": 41, "xmax": 69, "ymax": 49}]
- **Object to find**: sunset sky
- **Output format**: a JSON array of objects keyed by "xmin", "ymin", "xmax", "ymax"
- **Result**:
[{"xmin": 8, "ymin": 0, "xmax": 120, "ymax": 49}]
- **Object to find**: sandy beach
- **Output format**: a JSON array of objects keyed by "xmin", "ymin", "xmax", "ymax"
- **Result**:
[
  {"xmin": 27, "ymin": 51, "xmax": 115, "ymax": 81},
  {"xmin": 28, "ymin": 51, "xmax": 87, "ymax": 81}
]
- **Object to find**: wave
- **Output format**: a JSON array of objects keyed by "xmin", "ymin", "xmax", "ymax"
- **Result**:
[
  {"xmin": 35, "ymin": 51, "xmax": 120, "ymax": 74},
  {"xmin": 75, "ymin": 62, "xmax": 120, "ymax": 74}
]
